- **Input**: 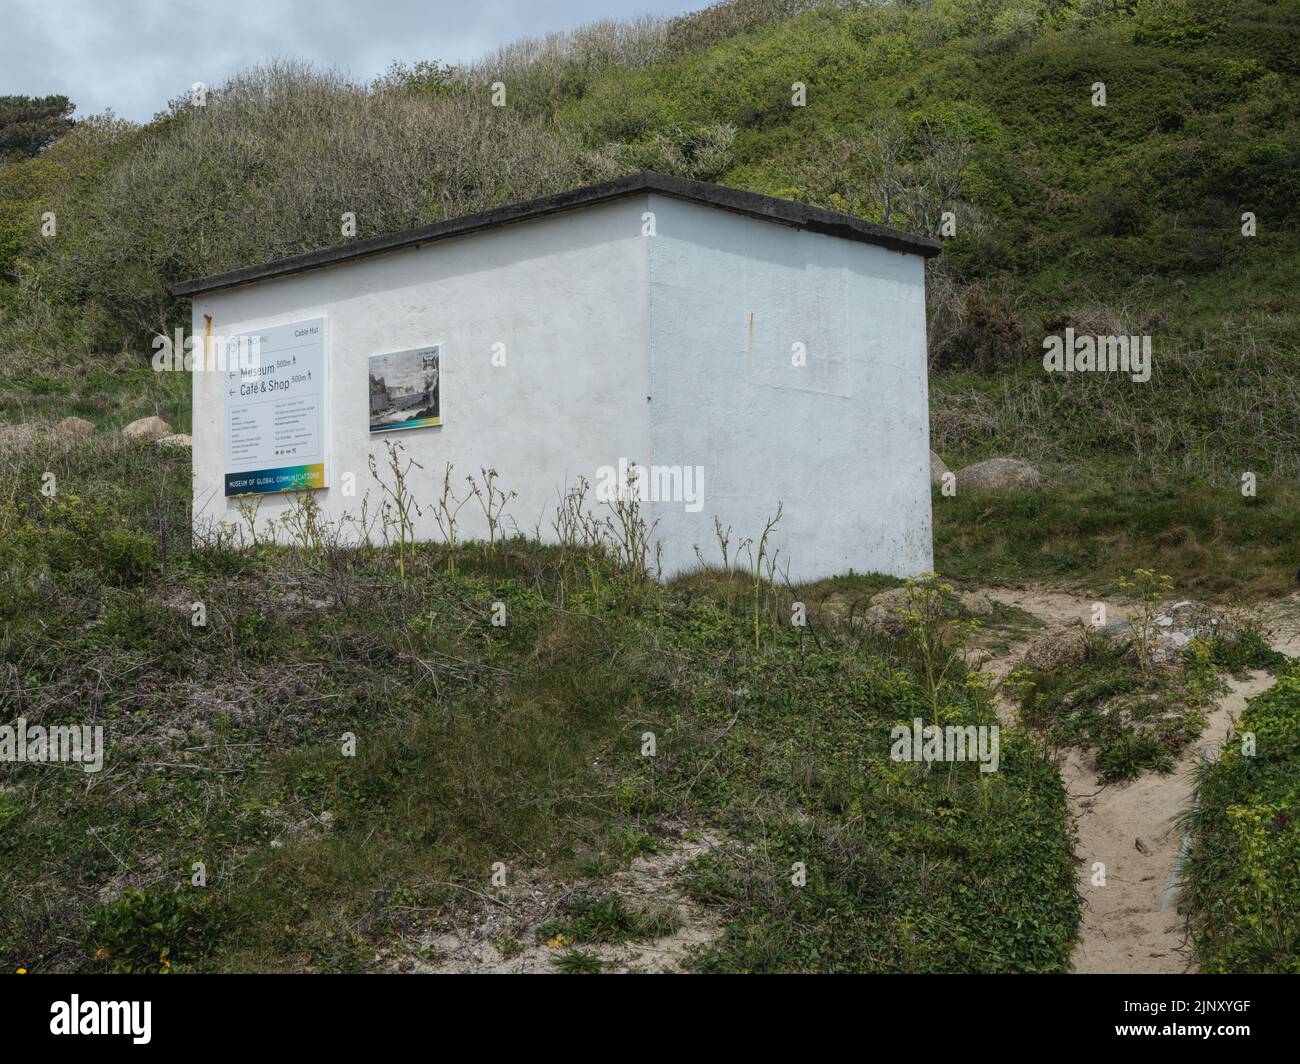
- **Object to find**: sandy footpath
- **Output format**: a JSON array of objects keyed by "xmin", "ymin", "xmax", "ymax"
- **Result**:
[
  {"xmin": 1065, "ymin": 671, "xmax": 1272, "ymax": 973},
  {"xmin": 982, "ymin": 586, "xmax": 1298, "ymax": 973}
]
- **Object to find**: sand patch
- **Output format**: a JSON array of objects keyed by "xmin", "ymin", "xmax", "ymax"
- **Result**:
[{"xmin": 393, "ymin": 827, "xmax": 724, "ymax": 974}]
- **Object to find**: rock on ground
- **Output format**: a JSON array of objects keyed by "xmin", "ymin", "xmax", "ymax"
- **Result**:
[
  {"xmin": 863, "ymin": 586, "xmax": 993, "ymax": 631},
  {"xmin": 862, "ymin": 587, "xmax": 912, "ymax": 631},
  {"xmin": 929, "ymin": 450, "xmax": 949, "ymax": 487},
  {"xmin": 1019, "ymin": 600, "xmax": 1228, "ymax": 670},
  {"xmin": 1021, "ymin": 624, "xmax": 1089, "ymax": 672},
  {"xmin": 54, "ymin": 416, "xmax": 95, "ymax": 438},
  {"xmin": 1146, "ymin": 600, "xmax": 1223, "ymax": 663},
  {"xmin": 958, "ymin": 590, "xmax": 994, "ymax": 616},
  {"xmin": 122, "ymin": 415, "xmax": 172, "ymax": 441},
  {"xmin": 957, "ymin": 457, "xmax": 1044, "ymax": 491},
  {"xmin": 156, "ymin": 433, "xmax": 192, "ymax": 449}
]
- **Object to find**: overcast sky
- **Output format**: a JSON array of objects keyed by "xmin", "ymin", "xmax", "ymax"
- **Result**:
[{"xmin": 2, "ymin": 0, "xmax": 712, "ymax": 122}]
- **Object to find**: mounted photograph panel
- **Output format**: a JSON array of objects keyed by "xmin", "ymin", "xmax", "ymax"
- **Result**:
[
  {"xmin": 223, "ymin": 317, "xmax": 328, "ymax": 496},
  {"xmin": 369, "ymin": 344, "xmax": 441, "ymax": 433}
]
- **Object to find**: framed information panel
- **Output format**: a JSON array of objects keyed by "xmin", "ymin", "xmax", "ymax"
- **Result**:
[{"xmin": 223, "ymin": 317, "xmax": 328, "ymax": 496}]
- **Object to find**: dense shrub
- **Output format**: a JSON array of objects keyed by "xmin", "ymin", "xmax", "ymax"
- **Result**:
[
  {"xmin": 1133, "ymin": 0, "xmax": 1229, "ymax": 46},
  {"xmin": 928, "ymin": 276, "xmax": 1028, "ymax": 372},
  {"xmin": 17, "ymin": 494, "xmax": 157, "ymax": 588},
  {"xmin": 0, "ymin": 115, "xmax": 136, "ymax": 281}
]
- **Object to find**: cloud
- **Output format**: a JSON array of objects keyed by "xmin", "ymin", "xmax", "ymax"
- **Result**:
[{"xmin": 0, "ymin": 0, "xmax": 707, "ymax": 122}]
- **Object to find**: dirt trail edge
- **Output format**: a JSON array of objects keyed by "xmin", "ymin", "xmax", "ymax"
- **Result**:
[{"xmin": 982, "ymin": 587, "xmax": 1297, "ymax": 975}]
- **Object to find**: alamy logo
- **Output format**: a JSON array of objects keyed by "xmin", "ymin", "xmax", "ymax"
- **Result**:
[
  {"xmin": 595, "ymin": 457, "xmax": 705, "ymax": 513},
  {"xmin": 1042, "ymin": 327, "xmax": 1151, "ymax": 383},
  {"xmin": 890, "ymin": 718, "xmax": 1000, "ymax": 774},
  {"xmin": 0, "ymin": 718, "xmax": 103, "ymax": 773},
  {"xmin": 50, "ymin": 996, "xmax": 151, "ymax": 1044},
  {"xmin": 151, "ymin": 329, "xmax": 262, "ymax": 373}
]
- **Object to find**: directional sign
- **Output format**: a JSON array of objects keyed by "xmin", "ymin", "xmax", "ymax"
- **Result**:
[{"xmin": 223, "ymin": 317, "xmax": 327, "ymax": 496}]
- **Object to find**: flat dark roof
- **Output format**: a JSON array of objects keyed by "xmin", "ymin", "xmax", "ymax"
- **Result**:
[{"xmin": 170, "ymin": 171, "xmax": 941, "ymax": 298}]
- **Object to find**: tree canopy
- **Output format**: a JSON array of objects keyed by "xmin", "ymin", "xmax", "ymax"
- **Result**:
[{"xmin": 0, "ymin": 94, "xmax": 76, "ymax": 163}]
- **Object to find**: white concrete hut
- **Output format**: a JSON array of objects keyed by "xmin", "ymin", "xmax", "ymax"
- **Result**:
[{"xmin": 172, "ymin": 172, "xmax": 941, "ymax": 581}]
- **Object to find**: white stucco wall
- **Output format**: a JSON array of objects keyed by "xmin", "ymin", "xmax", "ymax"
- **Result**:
[
  {"xmin": 190, "ymin": 192, "xmax": 933, "ymax": 581},
  {"xmin": 643, "ymin": 194, "xmax": 933, "ymax": 582},
  {"xmin": 191, "ymin": 198, "xmax": 653, "ymax": 545}
]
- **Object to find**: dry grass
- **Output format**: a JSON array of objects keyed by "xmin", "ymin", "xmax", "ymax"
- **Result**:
[{"xmin": 930, "ymin": 314, "xmax": 1300, "ymax": 484}]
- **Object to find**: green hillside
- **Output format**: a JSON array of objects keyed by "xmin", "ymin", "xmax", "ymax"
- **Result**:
[
  {"xmin": 2, "ymin": 0, "xmax": 1297, "ymax": 590},
  {"xmin": 1, "ymin": 0, "xmax": 1297, "ymax": 975}
]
